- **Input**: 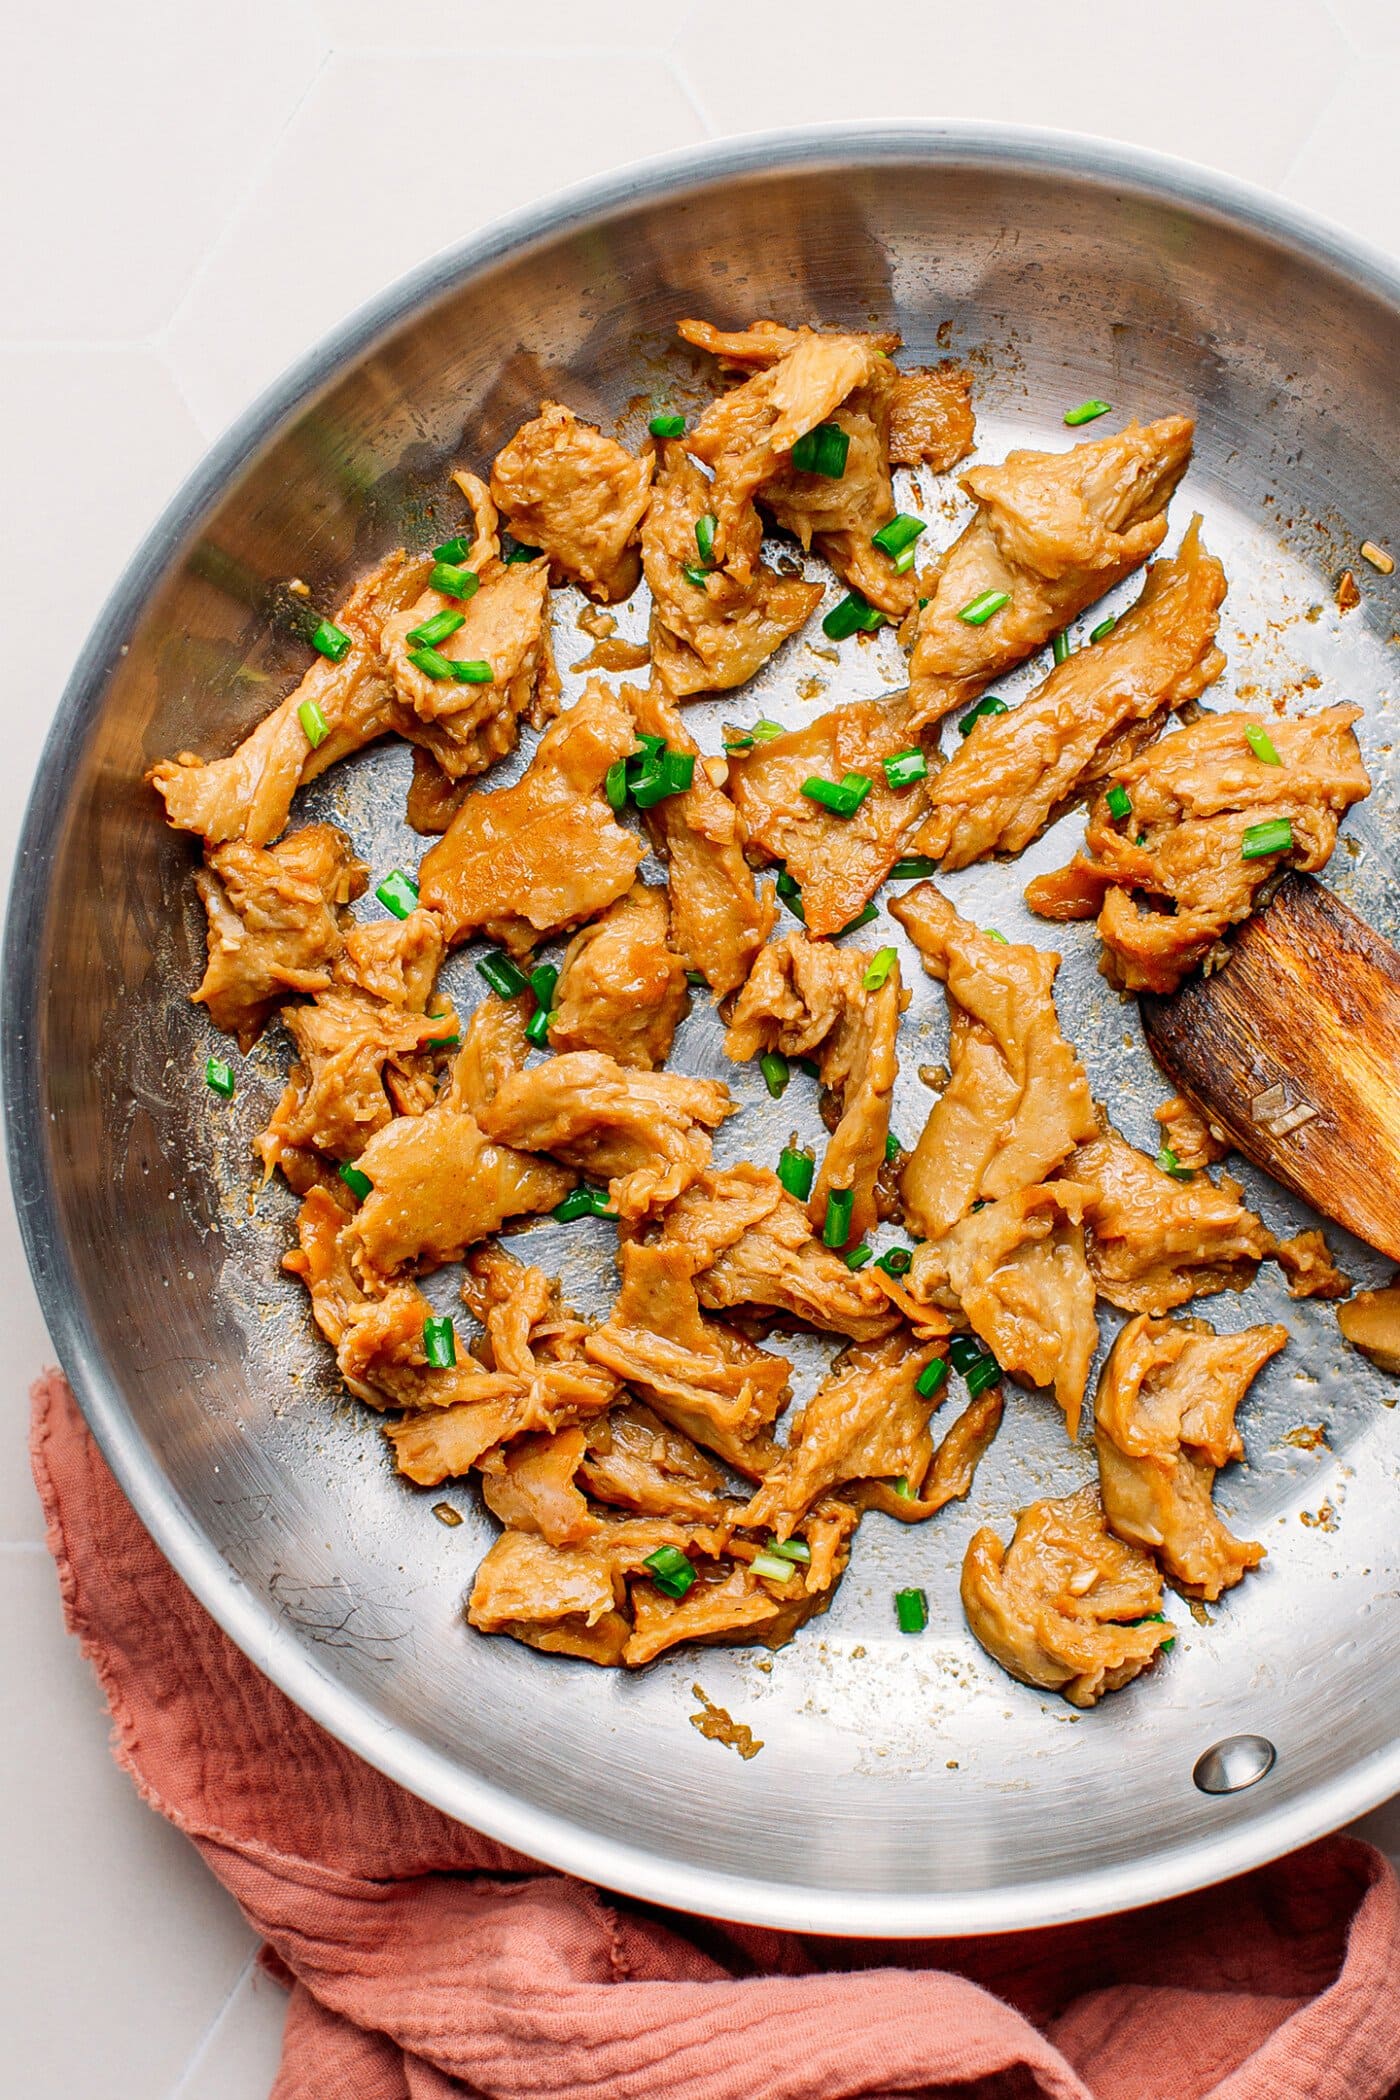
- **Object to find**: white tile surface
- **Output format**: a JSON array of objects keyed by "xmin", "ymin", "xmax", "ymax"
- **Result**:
[{"xmin": 2, "ymin": 7, "xmax": 1398, "ymax": 2098}]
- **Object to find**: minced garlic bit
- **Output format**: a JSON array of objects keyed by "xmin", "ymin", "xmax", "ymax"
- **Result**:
[
  {"xmin": 1361, "ymin": 540, "xmax": 1395, "ymax": 576},
  {"xmin": 431, "ymin": 1501, "xmax": 463, "ymax": 1527}
]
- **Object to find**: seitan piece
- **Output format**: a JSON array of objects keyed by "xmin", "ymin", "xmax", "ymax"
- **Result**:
[
  {"xmin": 1069, "ymin": 1122, "xmax": 1274, "ymax": 1315},
  {"xmin": 1153, "ymin": 1094, "xmax": 1229, "ymax": 1171},
  {"xmin": 888, "ymin": 363, "xmax": 976, "ymax": 471},
  {"xmin": 192, "ymin": 822, "xmax": 367, "ymax": 1051},
  {"xmin": 907, "ymin": 416, "xmax": 1194, "ymax": 731},
  {"xmin": 478, "ymin": 1428, "xmax": 597, "ymax": 1548},
  {"xmin": 1025, "ymin": 705, "xmax": 1371, "ymax": 994},
  {"xmin": 1094, "ymin": 1313, "xmax": 1283, "ymax": 1599},
  {"xmin": 890, "ymin": 885, "xmax": 1096, "ymax": 1239},
  {"xmin": 911, "ymin": 518, "xmax": 1227, "ymax": 869},
  {"xmin": 961, "ymin": 1484, "xmax": 1174, "ymax": 1707},
  {"xmin": 1273, "ymin": 1228, "xmax": 1350, "ymax": 1300},
  {"xmin": 489, "ymin": 400, "xmax": 653, "ymax": 602},
  {"xmin": 857, "ymin": 1386, "xmax": 1005, "ymax": 1522},
  {"xmin": 579, "ymin": 1401, "xmax": 731, "ymax": 1521},
  {"xmin": 549, "ymin": 882, "xmax": 690, "ymax": 1069}
]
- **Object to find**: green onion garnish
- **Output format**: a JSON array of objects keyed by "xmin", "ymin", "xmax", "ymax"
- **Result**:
[
  {"xmin": 835, "ymin": 902, "xmax": 880, "ymax": 935},
  {"xmin": 775, "ymin": 870, "xmax": 805, "ymax": 923},
  {"xmin": 1133, "ymin": 1610, "xmax": 1177, "ymax": 1653},
  {"xmin": 407, "ymin": 645, "xmax": 456, "ymax": 681},
  {"xmin": 310, "ymin": 618, "xmax": 351, "ymax": 662},
  {"xmin": 1155, "ymin": 1144, "xmax": 1194, "ymax": 1180},
  {"xmin": 1106, "ymin": 783, "xmax": 1133, "ymax": 822},
  {"xmin": 822, "ymin": 590, "xmax": 887, "ymax": 641},
  {"xmin": 504, "ymin": 542, "xmax": 540, "ymax": 565},
  {"xmin": 723, "ymin": 734, "xmax": 754, "ymax": 753},
  {"xmin": 844, "ymin": 1244, "xmax": 873, "ymax": 1270},
  {"xmin": 649, "ymin": 413, "xmax": 686, "ymax": 438},
  {"xmin": 984, "ymin": 929, "xmax": 1008, "ymax": 944},
  {"xmin": 423, "ymin": 1315, "xmax": 457, "ymax": 1369},
  {"xmin": 1244, "ymin": 723, "xmax": 1282, "ymax": 766},
  {"xmin": 476, "ymin": 951, "xmax": 530, "ymax": 999},
  {"xmin": 452, "ymin": 660, "xmax": 493, "ymax": 685},
  {"xmin": 893, "ymin": 1477, "xmax": 914, "ymax": 1499},
  {"xmin": 895, "ymin": 1586, "xmax": 928, "ymax": 1634},
  {"xmin": 1052, "ymin": 631, "xmax": 1071, "ymax": 665},
  {"xmin": 883, "ymin": 747, "xmax": 928, "ymax": 790},
  {"xmin": 643, "ymin": 1544, "xmax": 696, "ymax": 1598},
  {"xmin": 916, "ymin": 1357, "xmax": 949, "ymax": 1398},
  {"xmin": 957, "ymin": 589, "xmax": 1011, "ymax": 626},
  {"xmin": 862, "ymin": 946, "xmax": 898, "ymax": 990},
  {"xmin": 876, "ymin": 1246, "xmax": 913, "ymax": 1276},
  {"xmin": 884, "ymin": 1132, "xmax": 902, "ymax": 1162},
  {"xmin": 767, "ymin": 1536, "xmax": 811, "ymax": 1563},
  {"xmin": 604, "ymin": 759, "xmax": 628, "ymax": 811},
  {"xmin": 525, "ymin": 965, "xmax": 558, "ymax": 1047},
  {"xmin": 685, "ymin": 969, "xmax": 707, "ymax": 987},
  {"xmin": 1065, "ymin": 399, "xmax": 1112, "ymax": 426},
  {"xmin": 629, "ymin": 747, "xmax": 695, "ymax": 809},
  {"xmin": 531, "ymin": 962, "xmax": 558, "ymax": 1004},
  {"xmin": 790, "ymin": 421, "xmax": 850, "ymax": 477},
  {"xmin": 822, "ymin": 1187, "xmax": 855, "ymax": 1247},
  {"xmin": 888, "ymin": 856, "xmax": 939, "ymax": 880},
  {"xmin": 752, "ymin": 719, "xmax": 785, "ymax": 741},
  {"xmin": 432, "ymin": 534, "xmax": 471, "ymax": 563},
  {"xmin": 947, "ymin": 1336, "xmax": 985, "ymax": 1373},
  {"xmin": 872, "ymin": 513, "xmax": 927, "ymax": 562},
  {"xmin": 966, "ymin": 1356, "xmax": 1001, "ymax": 1398},
  {"xmin": 339, "ymin": 1162, "xmax": 372, "ymax": 1201},
  {"xmin": 694, "ymin": 513, "xmax": 718, "ymax": 566},
  {"xmin": 429, "ymin": 561, "xmax": 479, "ymax": 600},
  {"xmin": 1241, "ymin": 817, "xmax": 1293, "ymax": 860},
  {"xmin": 297, "ymin": 698, "xmax": 330, "ymax": 749},
  {"xmin": 795, "ymin": 1057, "xmax": 821, "ymax": 1077},
  {"xmin": 552, "ymin": 1186, "xmax": 618, "ymax": 1222},
  {"xmin": 802, "ymin": 771, "xmax": 872, "ymax": 818},
  {"xmin": 1089, "ymin": 615, "xmax": 1117, "ymax": 643},
  {"xmin": 204, "ymin": 1055, "xmax": 234, "ymax": 1098},
  {"xmin": 407, "ymin": 609, "xmax": 465, "ymax": 649},
  {"xmin": 958, "ymin": 695, "xmax": 1009, "ymax": 736},
  {"xmin": 376, "ymin": 870, "xmax": 419, "ymax": 920},
  {"xmin": 777, "ymin": 1143, "xmax": 815, "ymax": 1201},
  {"xmin": 682, "ymin": 565, "xmax": 711, "ymax": 589},
  {"xmin": 751, "ymin": 1549, "xmax": 797, "ymax": 1583},
  {"xmin": 760, "ymin": 1051, "xmax": 790, "ymax": 1099}
]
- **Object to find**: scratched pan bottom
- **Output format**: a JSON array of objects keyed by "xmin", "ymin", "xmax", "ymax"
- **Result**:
[{"xmin": 7, "ymin": 127, "xmax": 1400, "ymax": 1934}]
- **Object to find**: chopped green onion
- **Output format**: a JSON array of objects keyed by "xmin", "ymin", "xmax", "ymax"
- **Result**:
[
  {"xmin": 1241, "ymin": 817, "xmax": 1293, "ymax": 860},
  {"xmin": 649, "ymin": 413, "xmax": 686, "ymax": 438},
  {"xmin": 893, "ymin": 544, "xmax": 919, "ymax": 574},
  {"xmin": 297, "ymin": 698, "xmax": 330, "ymax": 749},
  {"xmin": 893, "ymin": 1476, "xmax": 914, "ymax": 1499},
  {"xmin": 775, "ymin": 870, "xmax": 805, "ymax": 922},
  {"xmin": 432, "ymin": 534, "xmax": 471, "ymax": 563},
  {"xmin": 883, "ymin": 747, "xmax": 928, "ymax": 790},
  {"xmin": 476, "ymin": 951, "xmax": 530, "ymax": 999},
  {"xmin": 1244, "ymin": 722, "xmax": 1282, "ymax": 766},
  {"xmin": 872, "ymin": 513, "xmax": 927, "ymax": 562},
  {"xmin": 822, "ymin": 1186, "xmax": 855, "ymax": 1247},
  {"xmin": 630, "ymin": 747, "xmax": 695, "ymax": 809},
  {"xmin": 338, "ymin": 1162, "xmax": 372, "ymax": 1201},
  {"xmin": 767, "ymin": 1536, "xmax": 811, "ymax": 1563},
  {"xmin": 1106, "ymin": 783, "xmax": 1133, "ymax": 822},
  {"xmin": 723, "ymin": 734, "xmax": 754, "ymax": 753},
  {"xmin": 694, "ymin": 513, "xmax": 718, "ymax": 566},
  {"xmin": 529, "ymin": 963, "xmax": 558, "ymax": 1008},
  {"xmin": 1134, "ymin": 1610, "xmax": 1177, "ymax": 1652},
  {"xmin": 802, "ymin": 771, "xmax": 872, "ymax": 819},
  {"xmin": 407, "ymin": 644, "xmax": 457, "ymax": 681},
  {"xmin": 426, "ymin": 1033, "xmax": 460, "ymax": 1050},
  {"xmin": 845, "ymin": 1244, "xmax": 873, "ymax": 1270},
  {"xmin": 643, "ymin": 1544, "xmax": 696, "ymax": 1598},
  {"xmin": 452, "ymin": 659, "xmax": 493, "ymax": 685},
  {"xmin": 916, "ymin": 1357, "xmax": 949, "ymax": 1398},
  {"xmin": 685, "ymin": 969, "xmax": 707, "ymax": 987},
  {"xmin": 884, "ymin": 1132, "xmax": 902, "ymax": 1162},
  {"xmin": 863, "ymin": 946, "xmax": 898, "ymax": 990},
  {"xmin": 1089, "ymin": 615, "xmax": 1117, "ymax": 643},
  {"xmin": 553, "ymin": 1186, "xmax": 618, "ymax": 1222},
  {"xmin": 1155, "ymin": 1144, "xmax": 1194, "ymax": 1180},
  {"xmin": 760, "ymin": 1051, "xmax": 790, "ymax": 1099},
  {"xmin": 958, "ymin": 695, "xmax": 1009, "ymax": 735},
  {"xmin": 375, "ymin": 870, "xmax": 419, "ymax": 920},
  {"xmin": 778, "ymin": 1143, "xmax": 815, "ymax": 1201},
  {"xmin": 790, "ymin": 421, "xmax": 850, "ymax": 477},
  {"xmin": 604, "ymin": 759, "xmax": 628, "ymax": 811},
  {"xmin": 429, "ymin": 561, "xmax": 479, "ymax": 600},
  {"xmin": 504, "ymin": 542, "xmax": 540, "ymax": 565},
  {"xmin": 204, "ymin": 1055, "xmax": 234, "ymax": 1099},
  {"xmin": 888, "ymin": 856, "xmax": 939, "ymax": 880},
  {"xmin": 822, "ymin": 589, "xmax": 887, "ymax": 641},
  {"xmin": 751, "ymin": 1549, "xmax": 797, "ymax": 1583},
  {"xmin": 1052, "ymin": 631, "xmax": 1072, "ymax": 665},
  {"xmin": 525, "ymin": 964, "xmax": 557, "ymax": 1045},
  {"xmin": 876, "ymin": 1245, "xmax": 913, "ymax": 1277},
  {"xmin": 407, "ymin": 608, "xmax": 465, "ymax": 648},
  {"xmin": 966, "ymin": 1356, "xmax": 1001, "ymax": 1398},
  {"xmin": 752, "ymin": 719, "xmax": 785, "ymax": 741},
  {"xmin": 834, "ymin": 902, "xmax": 880, "ymax": 936},
  {"xmin": 423, "ymin": 1315, "xmax": 457, "ymax": 1369},
  {"xmin": 795, "ymin": 1057, "xmax": 822, "ymax": 1077},
  {"xmin": 310, "ymin": 618, "xmax": 351, "ymax": 662},
  {"xmin": 1065, "ymin": 398, "xmax": 1112, "ymax": 426},
  {"xmin": 983, "ymin": 929, "xmax": 1008, "ymax": 944},
  {"xmin": 957, "ymin": 589, "xmax": 1011, "ymax": 626},
  {"xmin": 895, "ymin": 1586, "xmax": 928, "ymax": 1634},
  {"xmin": 682, "ymin": 565, "xmax": 711, "ymax": 589},
  {"xmin": 947, "ymin": 1335, "xmax": 985, "ymax": 1373}
]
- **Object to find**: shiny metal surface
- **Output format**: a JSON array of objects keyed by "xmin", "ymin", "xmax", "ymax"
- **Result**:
[{"xmin": 6, "ymin": 125, "xmax": 1400, "ymax": 1936}]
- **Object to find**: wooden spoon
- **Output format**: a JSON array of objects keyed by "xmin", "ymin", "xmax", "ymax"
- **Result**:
[{"xmin": 1140, "ymin": 872, "xmax": 1400, "ymax": 1260}]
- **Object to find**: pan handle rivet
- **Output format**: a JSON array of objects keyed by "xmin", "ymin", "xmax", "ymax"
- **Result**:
[{"xmin": 1193, "ymin": 1735, "xmax": 1277, "ymax": 1795}]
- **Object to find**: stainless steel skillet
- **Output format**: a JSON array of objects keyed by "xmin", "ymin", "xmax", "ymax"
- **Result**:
[{"xmin": 6, "ymin": 124, "xmax": 1399, "ymax": 1936}]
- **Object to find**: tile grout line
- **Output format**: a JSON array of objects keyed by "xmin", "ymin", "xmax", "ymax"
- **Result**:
[{"xmin": 165, "ymin": 1945, "xmax": 265, "ymax": 2100}]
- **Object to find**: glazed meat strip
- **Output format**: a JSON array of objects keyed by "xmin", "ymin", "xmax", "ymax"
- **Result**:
[
  {"xmin": 1068, "ymin": 1122, "xmax": 1273, "ymax": 1314},
  {"xmin": 476, "ymin": 1051, "xmax": 734, "ymax": 1220},
  {"xmin": 255, "ymin": 908, "xmax": 456, "ymax": 1179},
  {"xmin": 489, "ymin": 400, "xmax": 653, "ymax": 602},
  {"xmin": 578, "ymin": 1401, "xmax": 732, "ymax": 1522},
  {"xmin": 889, "ymin": 885, "xmax": 1096, "ymax": 1239},
  {"xmin": 418, "ymin": 679, "xmax": 644, "ymax": 951},
  {"xmin": 1025, "ymin": 704, "xmax": 1371, "ymax": 993},
  {"xmin": 907, "ymin": 1182, "xmax": 1099, "ymax": 1439},
  {"xmin": 912, "ymin": 518, "xmax": 1227, "ymax": 870},
  {"xmin": 1094, "ymin": 1313, "xmax": 1283, "ymax": 1600},
  {"xmin": 192, "ymin": 821, "xmax": 366, "ymax": 1051},
  {"xmin": 726, "ymin": 695, "xmax": 931, "ymax": 937},
  {"xmin": 548, "ymin": 882, "xmax": 690, "ymax": 1069},
  {"xmin": 887, "ymin": 363, "xmax": 976, "ymax": 472},
  {"xmin": 477, "ymin": 1429, "xmax": 599, "ymax": 1549},
  {"xmin": 643, "ymin": 440, "xmax": 821, "ymax": 696},
  {"xmin": 961, "ymin": 1484, "xmax": 1175, "ymax": 1707},
  {"xmin": 585, "ymin": 1241, "xmax": 791, "ymax": 1475},
  {"xmin": 658, "ymin": 1165, "xmax": 900, "ymax": 1341},
  {"xmin": 725, "ymin": 931, "xmax": 901, "ymax": 1248},
  {"xmin": 626, "ymin": 684, "xmax": 775, "ymax": 996},
  {"xmin": 907, "ymin": 416, "xmax": 1194, "ymax": 732},
  {"xmin": 856, "ymin": 1386, "xmax": 1005, "ymax": 1523},
  {"xmin": 150, "ymin": 549, "xmax": 430, "ymax": 847}
]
